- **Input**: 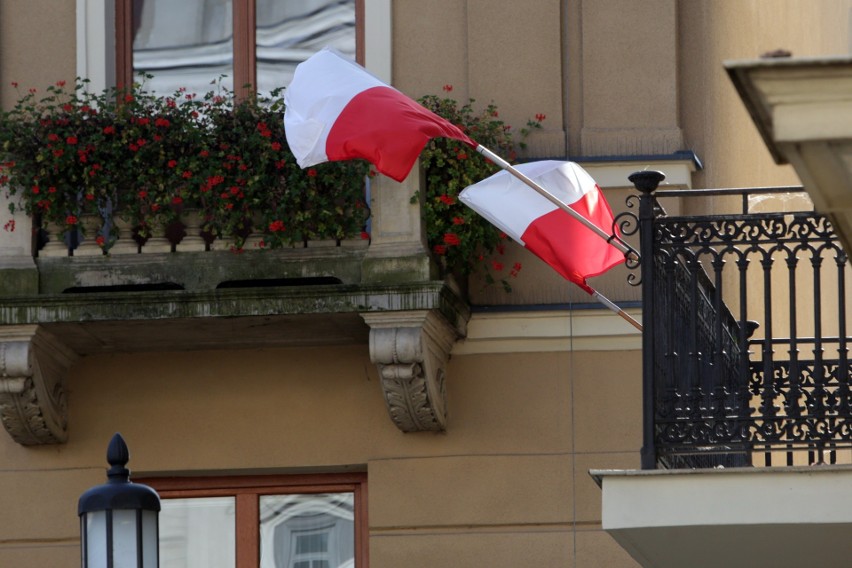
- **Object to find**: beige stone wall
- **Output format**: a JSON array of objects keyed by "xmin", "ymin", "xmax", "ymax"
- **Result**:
[
  {"xmin": 678, "ymin": 0, "xmax": 852, "ymax": 193},
  {"xmin": 393, "ymin": 0, "xmax": 567, "ymax": 158},
  {"xmin": 0, "ymin": 0, "xmax": 76, "ymax": 109},
  {"xmin": 0, "ymin": 344, "xmax": 642, "ymax": 567},
  {"xmin": 4, "ymin": 2, "xmax": 852, "ymax": 568}
]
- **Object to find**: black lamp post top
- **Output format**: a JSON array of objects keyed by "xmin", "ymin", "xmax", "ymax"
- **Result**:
[
  {"xmin": 106, "ymin": 432, "xmax": 131, "ymax": 483},
  {"xmin": 78, "ymin": 433, "xmax": 161, "ymax": 516}
]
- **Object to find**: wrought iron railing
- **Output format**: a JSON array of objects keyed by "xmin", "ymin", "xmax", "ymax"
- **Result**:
[{"xmin": 624, "ymin": 172, "xmax": 851, "ymax": 469}]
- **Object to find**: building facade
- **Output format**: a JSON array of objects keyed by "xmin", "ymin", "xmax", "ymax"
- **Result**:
[{"xmin": 1, "ymin": 1, "xmax": 851, "ymax": 566}]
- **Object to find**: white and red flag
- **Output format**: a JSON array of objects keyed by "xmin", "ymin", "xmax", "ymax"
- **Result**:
[
  {"xmin": 459, "ymin": 160, "xmax": 624, "ymax": 293},
  {"xmin": 284, "ymin": 48, "xmax": 475, "ymax": 182}
]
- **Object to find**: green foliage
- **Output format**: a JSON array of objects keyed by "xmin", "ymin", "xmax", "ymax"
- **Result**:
[
  {"xmin": 417, "ymin": 89, "xmax": 543, "ymax": 288},
  {"xmin": 0, "ymin": 78, "xmax": 370, "ymax": 249}
]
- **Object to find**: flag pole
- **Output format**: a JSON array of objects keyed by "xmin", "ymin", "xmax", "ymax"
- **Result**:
[
  {"xmin": 475, "ymin": 145, "xmax": 638, "ymax": 262},
  {"xmin": 589, "ymin": 288, "xmax": 643, "ymax": 331}
]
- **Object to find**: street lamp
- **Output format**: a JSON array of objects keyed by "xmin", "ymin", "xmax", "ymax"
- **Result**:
[{"xmin": 78, "ymin": 433, "xmax": 161, "ymax": 568}]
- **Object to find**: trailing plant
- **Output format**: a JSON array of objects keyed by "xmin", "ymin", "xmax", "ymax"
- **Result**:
[
  {"xmin": 0, "ymin": 79, "xmax": 370, "ymax": 250},
  {"xmin": 417, "ymin": 86, "xmax": 544, "ymax": 289}
]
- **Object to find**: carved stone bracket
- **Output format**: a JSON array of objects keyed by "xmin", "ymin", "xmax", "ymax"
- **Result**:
[
  {"xmin": 0, "ymin": 325, "xmax": 77, "ymax": 445},
  {"xmin": 361, "ymin": 310, "xmax": 464, "ymax": 433}
]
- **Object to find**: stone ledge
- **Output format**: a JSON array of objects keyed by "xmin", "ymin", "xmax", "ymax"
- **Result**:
[{"xmin": 0, "ymin": 280, "xmax": 469, "ymax": 355}]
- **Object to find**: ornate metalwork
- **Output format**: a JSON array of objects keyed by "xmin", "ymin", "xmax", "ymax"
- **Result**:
[
  {"xmin": 633, "ymin": 184, "xmax": 852, "ymax": 468},
  {"xmin": 0, "ymin": 325, "xmax": 77, "ymax": 445}
]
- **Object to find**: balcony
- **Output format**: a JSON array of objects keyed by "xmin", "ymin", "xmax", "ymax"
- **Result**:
[
  {"xmin": 594, "ymin": 172, "xmax": 852, "ymax": 567},
  {"xmin": 0, "ymin": 169, "xmax": 470, "ymax": 445}
]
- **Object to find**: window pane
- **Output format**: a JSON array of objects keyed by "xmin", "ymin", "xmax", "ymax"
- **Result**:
[
  {"xmin": 259, "ymin": 493, "xmax": 355, "ymax": 568},
  {"xmin": 160, "ymin": 497, "xmax": 236, "ymax": 568},
  {"xmin": 133, "ymin": 0, "xmax": 235, "ymax": 96},
  {"xmin": 255, "ymin": 0, "xmax": 356, "ymax": 97}
]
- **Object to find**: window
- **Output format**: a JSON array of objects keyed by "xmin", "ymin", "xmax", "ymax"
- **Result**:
[
  {"xmin": 115, "ymin": 0, "xmax": 364, "ymax": 97},
  {"xmin": 138, "ymin": 473, "xmax": 368, "ymax": 568}
]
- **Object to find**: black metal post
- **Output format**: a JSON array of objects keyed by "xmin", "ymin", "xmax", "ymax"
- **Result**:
[{"xmin": 629, "ymin": 170, "xmax": 665, "ymax": 470}]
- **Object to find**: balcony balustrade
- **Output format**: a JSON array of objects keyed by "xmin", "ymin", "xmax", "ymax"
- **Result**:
[
  {"xmin": 628, "ymin": 172, "xmax": 851, "ymax": 469},
  {"xmin": 0, "ymin": 169, "xmax": 470, "ymax": 444}
]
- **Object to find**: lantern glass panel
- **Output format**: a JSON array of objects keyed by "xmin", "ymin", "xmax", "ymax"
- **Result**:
[
  {"xmin": 113, "ymin": 509, "xmax": 139, "ymax": 566},
  {"xmin": 84, "ymin": 511, "xmax": 108, "ymax": 568}
]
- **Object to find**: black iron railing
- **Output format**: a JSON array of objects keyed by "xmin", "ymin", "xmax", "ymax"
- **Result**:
[{"xmin": 625, "ymin": 172, "xmax": 851, "ymax": 469}]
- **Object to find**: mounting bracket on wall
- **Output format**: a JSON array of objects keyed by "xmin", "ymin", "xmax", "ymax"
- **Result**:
[
  {"xmin": 361, "ymin": 310, "xmax": 464, "ymax": 433},
  {"xmin": 0, "ymin": 325, "xmax": 77, "ymax": 445}
]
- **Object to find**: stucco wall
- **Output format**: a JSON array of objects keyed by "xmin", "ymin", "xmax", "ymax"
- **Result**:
[
  {"xmin": 393, "ymin": 0, "xmax": 567, "ymax": 158},
  {"xmin": 678, "ymin": 0, "xmax": 852, "ymax": 191},
  {"xmin": 0, "ymin": 345, "xmax": 641, "ymax": 567},
  {"xmin": 0, "ymin": 0, "xmax": 76, "ymax": 109}
]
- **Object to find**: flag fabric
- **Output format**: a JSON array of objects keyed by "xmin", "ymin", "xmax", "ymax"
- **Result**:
[
  {"xmin": 459, "ymin": 160, "xmax": 624, "ymax": 293},
  {"xmin": 284, "ymin": 48, "xmax": 476, "ymax": 182}
]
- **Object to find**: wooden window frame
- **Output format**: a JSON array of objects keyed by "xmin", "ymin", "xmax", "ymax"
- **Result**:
[
  {"xmin": 138, "ymin": 472, "xmax": 369, "ymax": 567},
  {"xmin": 115, "ymin": 0, "xmax": 365, "ymax": 97}
]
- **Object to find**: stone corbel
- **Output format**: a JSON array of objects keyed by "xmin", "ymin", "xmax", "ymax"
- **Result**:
[
  {"xmin": 0, "ymin": 325, "xmax": 77, "ymax": 445},
  {"xmin": 361, "ymin": 310, "xmax": 463, "ymax": 432}
]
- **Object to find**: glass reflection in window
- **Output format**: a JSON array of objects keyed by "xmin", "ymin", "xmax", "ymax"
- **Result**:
[
  {"xmin": 260, "ymin": 493, "xmax": 355, "ymax": 568},
  {"xmin": 255, "ymin": 0, "xmax": 356, "ymax": 97},
  {"xmin": 133, "ymin": 0, "xmax": 235, "ymax": 96},
  {"xmin": 160, "ymin": 497, "xmax": 236, "ymax": 568}
]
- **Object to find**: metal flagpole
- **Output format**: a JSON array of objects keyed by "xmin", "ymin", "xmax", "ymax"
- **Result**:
[
  {"xmin": 473, "ymin": 144, "xmax": 642, "ymax": 331},
  {"xmin": 590, "ymin": 288, "xmax": 643, "ymax": 331},
  {"xmin": 475, "ymin": 145, "xmax": 638, "ymax": 262}
]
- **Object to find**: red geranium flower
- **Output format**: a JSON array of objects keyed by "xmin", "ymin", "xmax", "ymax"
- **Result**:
[
  {"xmin": 66, "ymin": 215, "xmax": 78, "ymax": 225},
  {"xmin": 443, "ymin": 233, "xmax": 461, "ymax": 246},
  {"xmin": 439, "ymin": 194, "xmax": 455, "ymax": 205},
  {"xmin": 307, "ymin": 168, "xmax": 318, "ymax": 177},
  {"xmin": 433, "ymin": 244, "xmax": 447, "ymax": 255},
  {"xmin": 66, "ymin": 136, "xmax": 78, "ymax": 145}
]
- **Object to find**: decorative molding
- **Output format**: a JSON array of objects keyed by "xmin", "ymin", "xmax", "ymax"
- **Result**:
[
  {"xmin": 362, "ymin": 310, "xmax": 463, "ymax": 432},
  {"xmin": 452, "ymin": 308, "xmax": 642, "ymax": 355},
  {"xmin": 0, "ymin": 326, "xmax": 78, "ymax": 445}
]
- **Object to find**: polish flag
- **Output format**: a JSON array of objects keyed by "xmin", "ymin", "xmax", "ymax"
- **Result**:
[
  {"xmin": 284, "ymin": 48, "xmax": 475, "ymax": 182},
  {"xmin": 459, "ymin": 160, "xmax": 623, "ymax": 293}
]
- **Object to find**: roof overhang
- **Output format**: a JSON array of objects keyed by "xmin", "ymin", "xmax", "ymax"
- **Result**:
[{"xmin": 727, "ymin": 56, "xmax": 852, "ymax": 253}]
